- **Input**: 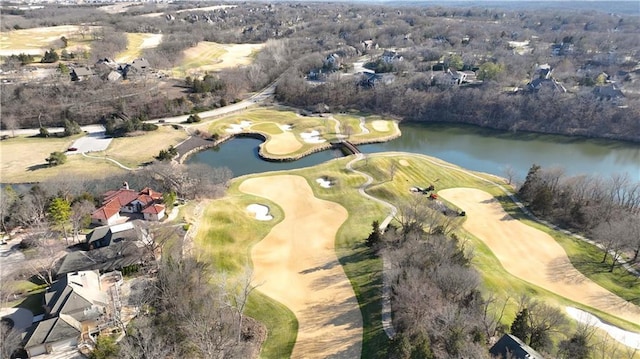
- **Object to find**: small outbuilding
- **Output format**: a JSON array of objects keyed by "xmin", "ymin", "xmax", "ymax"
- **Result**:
[{"xmin": 489, "ymin": 334, "xmax": 544, "ymax": 359}]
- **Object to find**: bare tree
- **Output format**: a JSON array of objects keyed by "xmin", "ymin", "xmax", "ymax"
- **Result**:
[
  {"xmin": 21, "ymin": 225, "xmax": 67, "ymax": 285},
  {"xmin": 118, "ymin": 315, "xmax": 176, "ymax": 359},
  {"xmin": 70, "ymin": 200, "xmax": 95, "ymax": 242}
]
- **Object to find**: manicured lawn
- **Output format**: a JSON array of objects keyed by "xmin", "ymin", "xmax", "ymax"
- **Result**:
[
  {"xmin": 202, "ymin": 107, "xmax": 399, "ymax": 160},
  {"xmin": 115, "ymin": 33, "xmax": 159, "ymax": 63},
  {"xmin": 0, "ymin": 25, "xmax": 94, "ymax": 54},
  {"xmin": 0, "ymin": 126, "xmax": 186, "ymax": 182},
  {"xmin": 96, "ymin": 125, "xmax": 189, "ymax": 168},
  {"xmin": 170, "ymin": 41, "xmax": 226, "ymax": 77},
  {"xmin": 0, "ymin": 134, "xmax": 80, "ymax": 182},
  {"xmin": 193, "ymin": 151, "xmax": 639, "ymax": 358}
]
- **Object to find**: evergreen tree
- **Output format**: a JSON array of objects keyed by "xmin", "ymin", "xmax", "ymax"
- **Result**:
[
  {"xmin": 558, "ymin": 332, "xmax": 590, "ymax": 359},
  {"xmin": 510, "ymin": 308, "xmax": 530, "ymax": 343},
  {"xmin": 48, "ymin": 197, "xmax": 71, "ymax": 241},
  {"xmin": 46, "ymin": 151, "xmax": 67, "ymax": 166},
  {"xmin": 63, "ymin": 119, "xmax": 82, "ymax": 136},
  {"xmin": 518, "ymin": 164, "xmax": 541, "ymax": 203},
  {"xmin": 365, "ymin": 220, "xmax": 382, "ymax": 248},
  {"xmin": 41, "ymin": 48, "xmax": 59, "ymax": 63}
]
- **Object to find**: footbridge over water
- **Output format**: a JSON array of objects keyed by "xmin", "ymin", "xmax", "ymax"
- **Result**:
[{"xmin": 332, "ymin": 140, "xmax": 361, "ymax": 156}]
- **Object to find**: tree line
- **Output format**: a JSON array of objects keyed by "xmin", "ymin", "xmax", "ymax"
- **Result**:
[{"xmin": 519, "ymin": 164, "xmax": 640, "ymax": 273}]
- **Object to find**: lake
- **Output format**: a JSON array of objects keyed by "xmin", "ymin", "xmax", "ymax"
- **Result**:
[{"xmin": 187, "ymin": 123, "xmax": 640, "ymax": 182}]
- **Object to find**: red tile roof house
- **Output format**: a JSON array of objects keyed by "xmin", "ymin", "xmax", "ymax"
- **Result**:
[{"xmin": 91, "ymin": 183, "xmax": 165, "ymax": 225}]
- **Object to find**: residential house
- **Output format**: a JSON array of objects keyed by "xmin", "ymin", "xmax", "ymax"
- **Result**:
[
  {"xmin": 56, "ymin": 241, "xmax": 148, "ymax": 277},
  {"xmin": 533, "ymin": 64, "xmax": 552, "ymax": 80},
  {"xmin": 551, "ymin": 42, "xmax": 574, "ymax": 56},
  {"xmin": 70, "ymin": 67, "xmax": 93, "ymax": 82},
  {"xmin": 121, "ymin": 58, "xmax": 150, "ymax": 79},
  {"xmin": 593, "ymin": 84, "xmax": 625, "ymax": 103},
  {"xmin": 434, "ymin": 69, "xmax": 476, "ymax": 86},
  {"xmin": 382, "ymin": 50, "xmax": 403, "ymax": 64},
  {"xmin": 86, "ymin": 221, "xmax": 151, "ymax": 250},
  {"xmin": 90, "ymin": 184, "xmax": 165, "ymax": 225},
  {"xmin": 105, "ymin": 70, "xmax": 122, "ymax": 82},
  {"xmin": 23, "ymin": 271, "xmax": 110, "ymax": 357},
  {"xmin": 489, "ymin": 334, "xmax": 544, "ymax": 359},
  {"xmin": 358, "ymin": 72, "xmax": 395, "ymax": 88},
  {"xmin": 324, "ymin": 53, "xmax": 341, "ymax": 69},
  {"xmin": 361, "ymin": 39, "xmax": 378, "ymax": 51},
  {"xmin": 527, "ymin": 78, "xmax": 567, "ymax": 93}
]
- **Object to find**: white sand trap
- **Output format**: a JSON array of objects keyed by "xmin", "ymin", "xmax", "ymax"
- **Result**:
[
  {"xmin": 399, "ymin": 159, "xmax": 409, "ymax": 166},
  {"xmin": 566, "ymin": 307, "xmax": 640, "ymax": 349},
  {"xmin": 225, "ymin": 120, "xmax": 252, "ymax": 133},
  {"xmin": 279, "ymin": 124, "xmax": 293, "ymax": 131},
  {"xmin": 240, "ymin": 175, "xmax": 362, "ymax": 358},
  {"xmin": 247, "ymin": 204, "xmax": 272, "ymax": 221},
  {"xmin": 371, "ymin": 120, "xmax": 389, "ymax": 132},
  {"xmin": 439, "ymin": 188, "xmax": 640, "ymax": 326},
  {"xmin": 300, "ymin": 130, "xmax": 326, "ymax": 144},
  {"xmin": 316, "ymin": 178, "xmax": 333, "ymax": 188}
]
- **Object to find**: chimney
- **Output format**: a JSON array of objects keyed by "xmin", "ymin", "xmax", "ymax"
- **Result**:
[{"xmin": 122, "ymin": 181, "xmax": 129, "ymax": 190}]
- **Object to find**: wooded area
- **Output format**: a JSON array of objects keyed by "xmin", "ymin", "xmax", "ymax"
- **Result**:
[{"xmin": 1, "ymin": 2, "xmax": 639, "ymax": 141}]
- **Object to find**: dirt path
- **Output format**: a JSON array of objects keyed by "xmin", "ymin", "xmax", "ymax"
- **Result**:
[
  {"xmin": 439, "ymin": 187, "xmax": 640, "ymax": 325},
  {"xmin": 239, "ymin": 175, "xmax": 363, "ymax": 359}
]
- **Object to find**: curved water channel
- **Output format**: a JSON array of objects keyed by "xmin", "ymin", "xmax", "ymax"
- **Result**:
[{"xmin": 187, "ymin": 122, "xmax": 640, "ymax": 180}]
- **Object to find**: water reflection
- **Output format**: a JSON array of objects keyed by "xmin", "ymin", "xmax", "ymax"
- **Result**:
[{"xmin": 188, "ymin": 123, "xmax": 640, "ymax": 181}]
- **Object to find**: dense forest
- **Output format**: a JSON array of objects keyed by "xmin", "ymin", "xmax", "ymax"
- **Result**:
[{"xmin": 1, "ymin": 2, "xmax": 639, "ymax": 141}]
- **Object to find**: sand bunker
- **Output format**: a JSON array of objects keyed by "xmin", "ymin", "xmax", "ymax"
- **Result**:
[
  {"xmin": 264, "ymin": 132, "xmax": 302, "ymax": 155},
  {"xmin": 246, "ymin": 204, "xmax": 273, "ymax": 221},
  {"xmin": 315, "ymin": 178, "xmax": 333, "ymax": 188},
  {"xmin": 399, "ymin": 159, "xmax": 409, "ymax": 167},
  {"xmin": 280, "ymin": 124, "xmax": 293, "ymax": 131},
  {"xmin": 371, "ymin": 120, "xmax": 389, "ymax": 132},
  {"xmin": 566, "ymin": 307, "xmax": 640, "ymax": 349},
  {"xmin": 438, "ymin": 188, "xmax": 640, "ymax": 326},
  {"xmin": 300, "ymin": 130, "xmax": 326, "ymax": 144},
  {"xmin": 226, "ymin": 120, "xmax": 252, "ymax": 133},
  {"xmin": 239, "ymin": 175, "xmax": 362, "ymax": 359}
]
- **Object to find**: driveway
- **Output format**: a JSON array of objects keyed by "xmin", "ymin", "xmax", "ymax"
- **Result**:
[
  {"xmin": 67, "ymin": 131, "xmax": 113, "ymax": 154},
  {"xmin": 0, "ymin": 307, "xmax": 33, "ymax": 331}
]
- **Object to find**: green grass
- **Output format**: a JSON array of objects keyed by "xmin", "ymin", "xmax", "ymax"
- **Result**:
[
  {"xmin": 195, "ymin": 151, "xmax": 639, "ymax": 358},
  {"xmin": 202, "ymin": 107, "xmax": 398, "ymax": 161},
  {"xmin": 170, "ymin": 41, "xmax": 226, "ymax": 77},
  {"xmin": 246, "ymin": 291, "xmax": 297, "ymax": 359},
  {"xmin": 194, "ymin": 189, "xmax": 297, "ymax": 358}
]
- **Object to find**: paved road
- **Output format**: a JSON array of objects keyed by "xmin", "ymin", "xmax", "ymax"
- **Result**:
[{"xmin": 0, "ymin": 81, "xmax": 276, "ymax": 138}]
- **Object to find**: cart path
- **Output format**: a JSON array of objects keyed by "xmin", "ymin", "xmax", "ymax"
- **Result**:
[{"xmin": 240, "ymin": 175, "xmax": 363, "ymax": 359}]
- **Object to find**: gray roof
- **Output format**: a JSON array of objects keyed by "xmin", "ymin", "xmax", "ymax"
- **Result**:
[
  {"xmin": 57, "ymin": 241, "xmax": 147, "ymax": 276},
  {"xmin": 45, "ymin": 271, "xmax": 108, "ymax": 322},
  {"xmin": 86, "ymin": 222, "xmax": 140, "ymax": 249},
  {"xmin": 490, "ymin": 334, "xmax": 545, "ymax": 359},
  {"xmin": 72, "ymin": 67, "xmax": 93, "ymax": 77},
  {"xmin": 23, "ymin": 315, "xmax": 81, "ymax": 349}
]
